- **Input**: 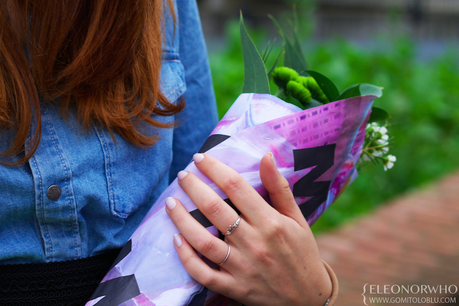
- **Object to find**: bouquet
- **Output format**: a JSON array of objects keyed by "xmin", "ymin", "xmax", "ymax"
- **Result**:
[{"xmin": 86, "ymin": 13, "xmax": 394, "ymax": 306}]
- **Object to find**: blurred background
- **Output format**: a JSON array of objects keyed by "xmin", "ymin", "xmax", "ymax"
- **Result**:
[{"xmin": 197, "ymin": 0, "xmax": 459, "ymax": 304}]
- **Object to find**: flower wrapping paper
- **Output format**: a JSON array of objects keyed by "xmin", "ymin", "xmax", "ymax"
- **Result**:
[{"xmin": 86, "ymin": 93, "xmax": 374, "ymax": 306}]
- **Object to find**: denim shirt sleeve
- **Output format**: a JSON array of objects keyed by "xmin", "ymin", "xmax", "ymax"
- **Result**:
[
  {"xmin": 0, "ymin": 0, "xmax": 217, "ymax": 265},
  {"xmin": 168, "ymin": 0, "xmax": 219, "ymax": 182}
]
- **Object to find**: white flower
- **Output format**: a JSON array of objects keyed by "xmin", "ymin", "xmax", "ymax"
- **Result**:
[
  {"xmin": 383, "ymin": 155, "xmax": 396, "ymax": 171},
  {"xmin": 381, "ymin": 134, "xmax": 389, "ymax": 141},
  {"xmin": 374, "ymin": 148, "xmax": 388, "ymax": 157},
  {"xmin": 362, "ymin": 153, "xmax": 371, "ymax": 161},
  {"xmin": 379, "ymin": 126, "xmax": 388, "ymax": 135}
]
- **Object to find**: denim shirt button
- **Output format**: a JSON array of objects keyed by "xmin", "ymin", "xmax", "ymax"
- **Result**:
[{"xmin": 47, "ymin": 185, "xmax": 61, "ymax": 201}]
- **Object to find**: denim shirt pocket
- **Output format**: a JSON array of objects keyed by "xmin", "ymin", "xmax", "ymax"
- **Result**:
[
  {"xmin": 161, "ymin": 51, "xmax": 187, "ymax": 103},
  {"xmin": 95, "ymin": 56, "xmax": 186, "ymax": 218}
]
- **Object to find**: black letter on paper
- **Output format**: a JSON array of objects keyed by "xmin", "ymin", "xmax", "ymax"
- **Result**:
[
  {"xmin": 90, "ymin": 239, "xmax": 141, "ymax": 305},
  {"xmin": 191, "ymin": 134, "xmax": 232, "ymax": 228},
  {"xmin": 198, "ymin": 134, "xmax": 230, "ymax": 153},
  {"xmin": 293, "ymin": 144, "xmax": 336, "ymax": 219}
]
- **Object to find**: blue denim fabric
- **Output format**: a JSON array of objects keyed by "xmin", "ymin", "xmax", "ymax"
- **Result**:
[{"xmin": 0, "ymin": 0, "xmax": 218, "ymax": 265}]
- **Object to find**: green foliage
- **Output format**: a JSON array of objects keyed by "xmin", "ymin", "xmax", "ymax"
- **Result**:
[
  {"xmin": 269, "ymin": 15, "xmax": 308, "ymax": 74},
  {"xmin": 337, "ymin": 83, "xmax": 383, "ymax": 100},
  {"xmin": 304, "ymin": 70, "xmax": 336, "ymax": 102},
  {"xmin": 368, "ymin": 107, "xmax": 390, "ymax": 123},
  {"xmin": 240, "ymin": 14, "xmax": 270, "ymax": 94},
  {"xmin": 209, "ymin": 25, "xmax": 459, "ymax": 233}
]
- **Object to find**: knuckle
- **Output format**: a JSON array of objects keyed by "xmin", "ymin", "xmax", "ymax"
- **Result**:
[
  {"xmin": 234, "ymin": 284, "xmax": 250, "ymax": 299},
  {"xmin": 199, "ymin": 272, "xmax": 216, "ymax": 287},
  {"xmin": 172, "ymin": 210, "xmax": 186, "ymax": 224},
  {"xmin": 197, "ymin": 238, "xmax": 218, "ymax": 255},
  {"xmin": 239, "ymin": 285, "xmax": 250, "ymax": 297},
  {"xmin": 252, "ymin": 244, "xmax": 270, "ymax": 261},
  {"xmin": 202, "ymin": 198, "xmax": 223, "ymax": 216},
  {"xmin": 264, "ymin": 218, "xmax": 283, "ymax": 238},
  {"xmin": 207, "ymin": 157, "xmax": 217, "ymax": 168},
  {"xmin": 272, "ymin": 177, "xmax": 291, "ymax": 196},
  {"xmin": 279, "ymin": 177, "xmax": 291, "ymax": 193},
  {"xmin": 182, "ymin": 252, "xmax": 195, "ymax": 267},
  {"xmin": 223, "ymin": 175, "xmax": 243, "ymax": 193}
]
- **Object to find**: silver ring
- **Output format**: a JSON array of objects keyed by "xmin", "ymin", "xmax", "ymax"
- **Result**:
[
  {"xmin": 218, "ymin": 241, "xmax": 231, "ymax": 266},
  {"xmin": 223, "ymin": 216, "xmax": 241, "ymax": 236}
]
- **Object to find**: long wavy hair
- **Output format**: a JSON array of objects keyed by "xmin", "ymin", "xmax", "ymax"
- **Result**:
[{"xmin": 0, "ymin": 0, "xmax": 183, "ymax": 166}]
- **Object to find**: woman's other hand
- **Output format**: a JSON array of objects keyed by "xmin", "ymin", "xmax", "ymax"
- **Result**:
[{"xmin": 165, "ymin": 153, "xmax": 332, "ymax": 306}]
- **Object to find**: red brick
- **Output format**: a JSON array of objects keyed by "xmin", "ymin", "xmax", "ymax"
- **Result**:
[{"xmin": 316, "ymin": 171, "xmax": 459, "ymax": 306}]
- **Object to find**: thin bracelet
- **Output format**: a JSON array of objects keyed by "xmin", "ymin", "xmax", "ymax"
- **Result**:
[
  {"xmin": 322, "ymin": 260, "xmax": 339, "ymax": 306},
  {"xmin": 239, "ymin": 295, "xmax": 331, "ymax": 306},
  {"xmin": 240, "ymin": 296, "xmax": 330, "ymax": 306}
]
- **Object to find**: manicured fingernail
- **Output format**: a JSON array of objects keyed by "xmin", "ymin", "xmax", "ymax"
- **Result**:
[
  {"xmin": 177, "ymin": 171, "xmax": 188, "ymax": 180},
  {"xmin": 268, "ymin": 152, "xmax": 277, "ymax": 169},
  {"xmin": 173, "ymin": 234, "xmax": 182, "ymax": 247},
  {"xmin": 193, "ymin": 153, "xmax": 205, "ymax": 164},
  {"xmin": 165, "ymin": 197, "xmax": 176, "ymax": 210}
]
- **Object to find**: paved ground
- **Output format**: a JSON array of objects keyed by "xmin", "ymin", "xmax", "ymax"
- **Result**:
[{"xmin": 316, "ymin": 172, "xmax": 459, "ymax": 306}]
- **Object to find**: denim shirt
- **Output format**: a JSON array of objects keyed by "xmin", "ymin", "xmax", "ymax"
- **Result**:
[{"xmin": 0, "ymin": 0, "xmax": 218, "ymax": 265}]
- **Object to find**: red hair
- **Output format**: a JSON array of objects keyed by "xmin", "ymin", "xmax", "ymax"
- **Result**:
[{"xmin": 0, "ymin": 0, "xmax": 183, "ymax": 166}]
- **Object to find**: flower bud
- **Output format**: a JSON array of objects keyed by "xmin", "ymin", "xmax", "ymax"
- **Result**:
[
  {"xmin": 286, "ymin": 81, "xmax": 312, "ymax": 106},
  {"xmin": 272, "ymin": 67, "xmax": 299, "ymax": 89}
]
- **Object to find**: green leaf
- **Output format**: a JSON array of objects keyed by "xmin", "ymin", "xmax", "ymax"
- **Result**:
[
  {"xmin": 290, "ymin": 5, "xmax": 308, "ymax": 70},
  {"xmin": 305, "ymin": 70, "xmax": 339, "ymax": 102},
  {"xmin": 336, "ymin": 84, "xmax": 360, "ymax": 100},
  {"xmin": 268, "ymin": 15, "xmax": 285, "ymax": 41},
  {"xmin": 284, "ymin": 40, "xmax": 308, "ymax": 75},
  {"xmin": 360, "ymin": 83, "xmax": 383, "ymax": 98},
  {"xmin": 240, "ymin": 13, "xmax": 270, "ymax": 94},
  {"xmin": 267, "ymin": 48, "xmax": 284, "ymax": 79},
  {"xmin": 337, "ymin": 83, "xmax": 383, "ymax": 100},
  {"xmin": 268, "ymin": 15, "xmax": 307, "ymax": 75},
  {"xmin": 368, "ymin": 107, "xmax": 389, "ymax": 123},
  {"xmin": 284, "ymin": 96, "xmax": 305, "ymax": 110},
  {"xmin": 304, "ymin": 99, "xmax": 323, "ymax": 109},
  {"xmin": 261, "ymin": 40, "xmax": 275, "ymax": 63}
]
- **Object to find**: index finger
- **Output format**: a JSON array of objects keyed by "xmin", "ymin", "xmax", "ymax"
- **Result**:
[{"xmin": 192, "ymin": 153, "xmax": 276, "ymax": 225}]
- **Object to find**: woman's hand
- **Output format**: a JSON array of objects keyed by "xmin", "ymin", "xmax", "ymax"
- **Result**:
[{"xmin": 165, "ymin": 152, "xmax": 332, "ymax": 306}]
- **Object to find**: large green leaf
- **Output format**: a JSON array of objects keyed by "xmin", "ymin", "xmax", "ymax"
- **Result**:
[
  {"xmin": 240, "ymin": 13, "xmax": 270, "ymax": 94},
  {"xmin": 268, "ymin": 15, "xmax": 307, "ymax": 75},
  {"xmin": 337, "ymin": 83, "xmax": 383, "ymax": 100},
  {"xmin": 360, "ymin": 83, "xmax": 383, "ymax": 98},
  {"xmin": 368, "ymin": 107, "xmax": 389, "ymax": 123},
  {"xmin": 306, "ymin": 70, "xmax": 339, "ymax": 102},
  {"xmin": 336, "ymin": 84, "xmax": 360, "ymax": 100}
]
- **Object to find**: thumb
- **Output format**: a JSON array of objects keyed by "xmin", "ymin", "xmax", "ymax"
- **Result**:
[{"xmin": 259, "ymin": 152, "xmax": 308, "ymax": 227}]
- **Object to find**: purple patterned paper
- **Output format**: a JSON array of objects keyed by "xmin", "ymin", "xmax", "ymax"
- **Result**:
[{"xmin": 86, "ymin": 93, "xmax": 374, "ymax": 306}]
